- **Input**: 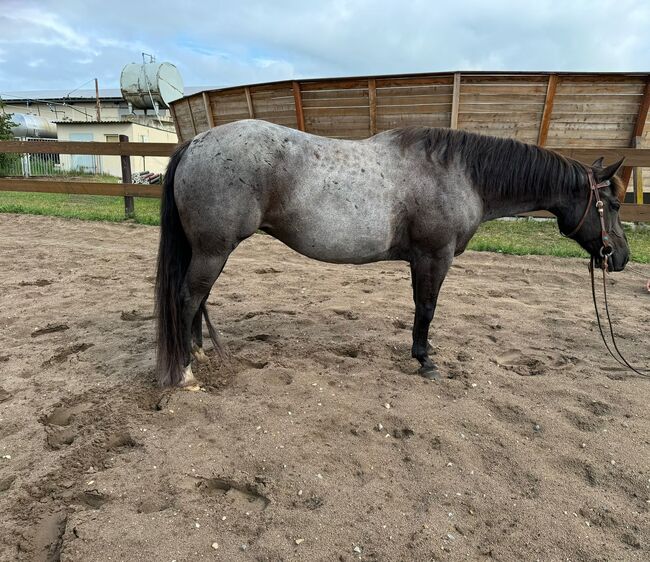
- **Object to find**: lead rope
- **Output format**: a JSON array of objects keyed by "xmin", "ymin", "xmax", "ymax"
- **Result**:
[{"xmin": 589, "ymin": 257, "xmax": 649, "ymax": 377}]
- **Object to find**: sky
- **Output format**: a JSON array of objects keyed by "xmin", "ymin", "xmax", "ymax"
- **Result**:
[{"xmin": 0, "ymin": 0, "xmax": 648, "ymax": 95}]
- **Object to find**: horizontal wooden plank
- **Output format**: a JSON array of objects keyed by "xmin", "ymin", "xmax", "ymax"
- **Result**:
[
  {"xmin": 621, "ymin": 204, "xmax": 650, "ymax": 222},
  {"xmin": 253, "ymin": 108, "xmax": 300, "ymax": 119},
  {"xmin": 376, "ymin": 85, "xmax": 453, "ymax": 97},
  {"xmin": 301, "ymin": 89, "xmax": 368, "ymax": 100},
  {"xmin": 378, "ymin": 105, "xmax": 453, "ymax": 116},
  {"xmin": 553, "ymin": 148, "xmax": 650, "ymax": 166},
  {"xmin": 551, "ymin": 102, "xmax": 640, "ymax": 113},
  {"xmin": 249, "ymin": 88, "xmax": 295, "ymax": 100},
  {"xmin": 548, "ymin": 138, "xmax": 630, "ymax": 148},
  {"xmin": 552, "ymin": 94, "xmax": 643, "ymax": 103},
  {"xmin": 302, "ymin": 106, "xmax": 370, "ymax": 117},
  {"xmin": 546, "ymin": 129, "xmax": 633, "ymax": 140},
  {"xmin": 458, "ymin": 103, "xmax": 545, "ymax": 113},
  {"xmin": 548, "ymin": 121, "xmax": 633, "ymax": 132},
  {"xmin": 0, "ymin": 179, "xmax": 162, "ymax": 198},
  {"xmin": 556, "ymin": 83, "xmax": 646, "ymax": 95},
  {"xmin": 308, "ymin": 127, "xmax": 370, "ymax": 138},
  {"xmin": 0, "ymin": 140, "xmax": 177, "ymax": 156},
  {"xmin": 460, "ymin": 75, "xmax": 549, "ymax": 84},
  {"xmin": 376, "ymin": 94, "xmax": 454, "ymax": 106},
  {"xmin": 550, "ymin": 113, "xmax": 638, "ymax": 124},
  {"xmin": 375, "ymin": 76, "xmax": 454, "ymax": 88},
  {"xmin": 459, "ymin": 84, "xmax": 549, "ymax": 95},
  {"xmin": 459, "ymin": 122, "xmax": 541, "ymax": 132},
  {"xmin": 459, "ymin": 93, "xmax": 547, "ymax": 103},
  {"xmin": 300, "ymin": 79, "xmax": 370, "ymax": 91},
  {"xmin": 377, "ymin": 114, "xmax": 452, "ymax": 128},
  {"xmin": 457, "ymin": 111, "xmax": 542, "ymax": 122},
  {"xmin": 302, "ymin": 98, "xmax": 370, "ymax": 108}
]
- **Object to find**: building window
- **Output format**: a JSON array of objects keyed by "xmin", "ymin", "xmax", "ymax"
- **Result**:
[{"xmin": 105, "ymin": 134, "xmax": 119, "ymax": 142}]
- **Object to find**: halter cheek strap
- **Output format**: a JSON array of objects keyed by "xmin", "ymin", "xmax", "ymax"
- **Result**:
[{"xmin": 562, "ymin": 168, "xmax": 612, "ymax": 259}]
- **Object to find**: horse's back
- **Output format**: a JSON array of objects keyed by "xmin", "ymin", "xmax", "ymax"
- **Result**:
[{"xmin": 174, "ymin": 121, "xmax": 411, "ymax": 263}]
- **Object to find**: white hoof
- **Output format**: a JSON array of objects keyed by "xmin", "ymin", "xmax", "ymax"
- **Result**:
[{"xmin": 179, "ymin": 364, "xmax": 200, "ymax": 391}]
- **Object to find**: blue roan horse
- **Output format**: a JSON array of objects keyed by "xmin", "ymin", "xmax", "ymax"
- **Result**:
[{"xmin": 155, "ymin": 120, "xmax": 628, "ymax": 387}]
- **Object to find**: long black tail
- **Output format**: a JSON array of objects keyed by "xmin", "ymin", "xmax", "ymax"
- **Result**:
[{"xmin": 155, "ymin": 140, "xmax": 192, "ymax": 386}]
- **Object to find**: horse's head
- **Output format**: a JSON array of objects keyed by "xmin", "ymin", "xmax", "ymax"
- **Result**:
[{"xmin": 558, "ymin": 157, "xmax": 629, "ymax": 272}]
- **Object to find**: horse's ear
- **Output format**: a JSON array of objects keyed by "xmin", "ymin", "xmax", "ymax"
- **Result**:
[
  {"xmin": 591, "ymin": 157, "xmax": 605, "ymax": 169},
  {"xmin": 595, "ymin": 157, "xmax": 625, "ymax": 181}
]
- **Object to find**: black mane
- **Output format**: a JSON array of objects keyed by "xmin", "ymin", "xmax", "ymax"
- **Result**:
[{"xmin": 391, "ymin": 127, "xmax": 591, "ymax": 202}]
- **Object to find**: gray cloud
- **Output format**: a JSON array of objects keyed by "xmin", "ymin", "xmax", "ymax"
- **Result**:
[{"xmin": 0, "ymin": 0, "xmax": 648, "ymax": 94}]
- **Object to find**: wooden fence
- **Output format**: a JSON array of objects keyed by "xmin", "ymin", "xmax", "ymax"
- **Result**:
[
  {"xmin": 0, "ymin": 138, "xmax": 649, "ymax": 222},
  {"xmin": 171, "ymin": 71, "xmax": 650, "ymax": 206}
]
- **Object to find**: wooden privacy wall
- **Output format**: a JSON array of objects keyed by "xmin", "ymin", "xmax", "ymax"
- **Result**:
[{"xmin": 170, "ymin": 71, "xmax": 650, "ymax": 199}]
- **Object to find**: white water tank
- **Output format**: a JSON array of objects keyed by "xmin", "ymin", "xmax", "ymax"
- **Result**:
[
  {"xmin": 10, "ymin": 113, "xmax": 57, "ymax": 139},
  {"xmin": 120, "ymin": 62, "xmax": 184, "ymax": 110}
]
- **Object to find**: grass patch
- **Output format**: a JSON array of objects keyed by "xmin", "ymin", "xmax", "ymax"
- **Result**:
[
  {"xmin": 0, "ymin": 190, "xmax": 649, "ymax": 263},
  {"xmin": 469, "ymin": 220, "xmax": 650, "ymax": 264},
  {"xmin": 0, "ymin": 191, "xmax": 160, "ymax": 225}
]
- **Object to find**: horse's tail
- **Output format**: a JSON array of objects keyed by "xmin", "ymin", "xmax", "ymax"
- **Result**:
[{"xmin": 155, "ymin": 140, "xmax": 192, "ymax": 386}]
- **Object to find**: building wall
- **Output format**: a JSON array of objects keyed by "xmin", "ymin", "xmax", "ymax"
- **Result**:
[
  {"xmin": 3, "ymin": 100, "xmax": 171, "ymax": 124},
  {"xmin": 56, "ymin": 122, "xmax": 176, "ymax": 178}
]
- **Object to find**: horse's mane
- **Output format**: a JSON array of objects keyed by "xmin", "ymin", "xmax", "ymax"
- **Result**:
[{"xmin": 390, "ymin": 127, "xmax": 623, "ymax": 201}]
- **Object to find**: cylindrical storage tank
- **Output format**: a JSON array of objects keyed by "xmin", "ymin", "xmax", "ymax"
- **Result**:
[
  {"xmin": 120, "ymin": 62, "xmax": 184, "ymax": 109},
  {"xmin": 10, "ymin": 113, "xmax": 57, "ymax": 139}
]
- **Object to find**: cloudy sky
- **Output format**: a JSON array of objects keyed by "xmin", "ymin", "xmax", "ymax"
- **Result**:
[{"xmin": 0, "ymin": 0, "xmax": 648, "ymax": 94}]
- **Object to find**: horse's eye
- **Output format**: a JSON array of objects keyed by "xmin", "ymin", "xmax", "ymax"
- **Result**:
[{"xmin": 611, "ymin": 201, "xmax": 621, "ymax": 211}]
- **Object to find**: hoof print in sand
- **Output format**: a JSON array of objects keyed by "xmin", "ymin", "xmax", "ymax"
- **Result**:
[
  {"xmin": 43, "ymin": 402, "xmax": 92, "ymax": 427},
  {"xmin": 46, "ymin": 427, "xmax": 77, "ymax": 450},
  {"xmin": 197, "ymin": 477, "xmax": 270, "ymax": 511},
  {"xmin": 31, "ymin": 323, "xmax": 69, "ymax": 338},
  {"xmin": 105, "ymin": 431, "xmax": 139, "ymax": 451},
  {"xmin": 43, "ymin": 343, "xmax": 94, "ymax": 366},
  {"xmin": 77, "ymin": 489, "xmax": 108, "ymax": 509},
  {"xmin": 0, "ymin": 475, "xmax": 16, "ymax": 492},
  {"xmin": 331, "ymin": 308, "xmax": 359, "ymax": 320},
  {"xmin": 120, "ymin": 310, "xmax": 154, "ymax": 322},
  {"xmin": 0, "ymin": 386, "xmax": 11, "ymax": 403},
  {"xmin": 18, "ymin": 279, "xmax": 52, "ymax": 287},
  {"xmin": 493, "ymin": 350, "xmax": 547, "ymax": 376}
]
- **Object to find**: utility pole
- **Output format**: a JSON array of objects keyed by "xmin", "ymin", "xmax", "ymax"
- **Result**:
[{"xmin": 95, "ymin": 78, "xmax": 101, "ymax": 122}]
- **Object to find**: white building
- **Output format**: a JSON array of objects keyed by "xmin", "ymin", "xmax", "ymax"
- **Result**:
[{"xmin": 55, "ymin": 120, "xmax": 178, "ymax": 177}]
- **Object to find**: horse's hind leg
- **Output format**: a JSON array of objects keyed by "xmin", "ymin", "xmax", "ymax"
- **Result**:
[
  {"xmin": 191, "ymin": 297, "xmax": 210, "ymax": 363},
  {"xmin": 179, "ymin": 252, "xmax": 229, "ymax": 387}
]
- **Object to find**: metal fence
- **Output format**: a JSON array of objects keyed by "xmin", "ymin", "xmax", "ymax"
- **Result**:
[{"xmin": 0, "ymin": 138, "xmax": 74, "ymax": 177}]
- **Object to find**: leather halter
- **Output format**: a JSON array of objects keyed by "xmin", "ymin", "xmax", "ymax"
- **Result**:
[{"xmin": 562, "ymin": 168, "xmax": 613, "ymax": 259}]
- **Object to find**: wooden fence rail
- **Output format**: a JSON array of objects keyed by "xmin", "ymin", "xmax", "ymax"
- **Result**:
[{"xmin": 0, "ymin": 139, "xmax": 648, "ymax": 221}]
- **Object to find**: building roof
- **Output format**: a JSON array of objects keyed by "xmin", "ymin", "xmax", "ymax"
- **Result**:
[
  {"xmin": 53, "ymin": 119, "xmax": 176, "ymax": 132},
  {"xmin": 1, "ymin": 86, "xmax": 210, "ymax": 103},
  {"xmin": 54, "ymin": 120, "xmax": 130, "ymax": 124}
]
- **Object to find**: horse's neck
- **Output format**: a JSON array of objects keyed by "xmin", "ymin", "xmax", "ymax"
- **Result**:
[
  {"xmin": 479, "ymin": 172, "xmax": 574, "ymax": 222},
  {"xmin": 481, "ymin": 196, "xmax": 557, "ymax": 221}
]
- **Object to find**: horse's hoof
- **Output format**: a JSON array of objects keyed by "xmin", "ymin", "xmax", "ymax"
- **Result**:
[
  {"xmin": 180, "ymin": 383, "xmax": 202, "ymax": 392},
  {"xmin": 178, "ymin": 364, "xmax": 200, "ymax": 390},
  {"xmin": 193, "ymin": 347, "xmax": 209, "ymax": 364},
  {"xmin": 418, "ymin": 365, "xmax": 440, "ymax": 380}
]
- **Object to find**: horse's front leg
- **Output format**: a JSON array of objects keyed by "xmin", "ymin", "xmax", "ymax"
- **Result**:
[{"xmin": 409, "ymin": 249, "xmax": 453, "ymax": 380}]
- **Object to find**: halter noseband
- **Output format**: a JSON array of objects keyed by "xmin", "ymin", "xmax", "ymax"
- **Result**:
[{"xmin": 562, "ymin": 168, "xmax": 613, "ymax": 259}]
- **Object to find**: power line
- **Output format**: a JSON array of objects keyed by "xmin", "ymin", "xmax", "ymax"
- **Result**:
[{"xmin": 0, "ymin": 92, "xmax": 94, "ymax": 120}]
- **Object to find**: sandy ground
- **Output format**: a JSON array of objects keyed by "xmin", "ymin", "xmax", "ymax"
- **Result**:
[{"xmin": 0, "ymin": 214, "xmax": 649, "ymax": 562}]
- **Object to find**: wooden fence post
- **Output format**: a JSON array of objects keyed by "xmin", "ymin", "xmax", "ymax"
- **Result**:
[{"xmin": 119, "ymin": 135, "xmax": 134, "ymax": 218}]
